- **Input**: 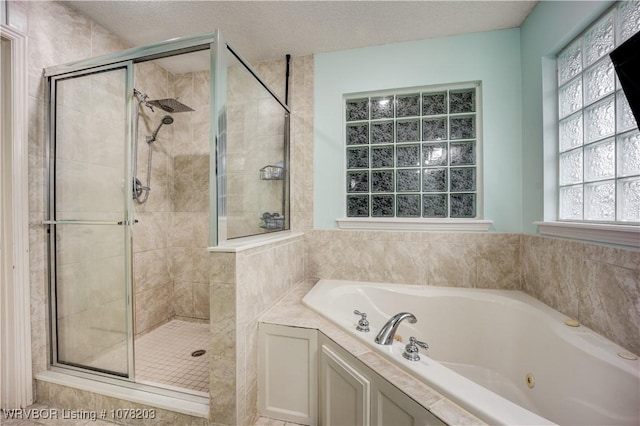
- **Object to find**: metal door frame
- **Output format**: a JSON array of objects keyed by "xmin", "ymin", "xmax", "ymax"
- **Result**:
[{"xmin": 45, "ymin": 60, "xmax": 135, "ymax": 379}]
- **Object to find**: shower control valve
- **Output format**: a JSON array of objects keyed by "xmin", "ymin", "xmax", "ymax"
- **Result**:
[
  {"xmin": 353, "ymin": 310, "xmax": 370, "ymax": 333},
  {"xmin": 403, "ymin": 336, "xmax": 429, "ymax": 361}
]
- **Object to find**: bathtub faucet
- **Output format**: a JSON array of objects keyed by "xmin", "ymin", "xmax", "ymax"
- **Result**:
[{"xmin": 375, "ymin": 312, "xmax": 417, "ymax": 345}]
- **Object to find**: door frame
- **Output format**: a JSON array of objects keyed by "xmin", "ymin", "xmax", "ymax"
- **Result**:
[
  {"xmin": 46, "ymin": 61, "xmax": 136, "ymax": 380},
  {"xmin": 0, "ymin": 23, "xmax": 33, "ymax": 409}
]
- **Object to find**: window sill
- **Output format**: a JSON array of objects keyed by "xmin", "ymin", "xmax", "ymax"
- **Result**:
[
  {"xmin": 208, "ymin": 231, "xmax": 304, "ymax": 253},
  {"xmin": 336, "ymin": 218, "xmax": 493, "ymax": 232},
  {"xmin": 534, "ymin": 221, "xmax": 640, "ymax": 248}
]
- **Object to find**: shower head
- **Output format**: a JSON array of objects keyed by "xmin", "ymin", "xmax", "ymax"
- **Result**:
[
  {"xmin": 147, "ymin": 115, "xmax": 174, "ymax": 143},
  {"xmin": 147, "ymin": 98, "xmax": 194, "ymax": 113}
]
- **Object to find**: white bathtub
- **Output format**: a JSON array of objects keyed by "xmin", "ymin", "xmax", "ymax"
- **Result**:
[{"xmin": 302, "ymin": 279, "xmax": 640, "ymax": 426}]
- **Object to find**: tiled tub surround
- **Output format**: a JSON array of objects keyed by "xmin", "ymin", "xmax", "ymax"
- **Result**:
[
  {"xmin": 260, "ymin": 281, "xmax": 486, "ymax": 426},
  {"xmin": 305, "ymin": 230, "xmax": 521, "ymax": 289},
  {"xmin": 521, "ymin": 234, "xmax": 640, "ymax": 357},
  {"xmin": 305, "ymin": 230, "xmax": 640, "ymax": 357},
  {"xmin": 303, "ymin": 279, "xmax": 639, "ymax": 425}
]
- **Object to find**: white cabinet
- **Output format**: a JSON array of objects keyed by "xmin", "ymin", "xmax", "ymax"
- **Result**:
[
  {"xmin": 258, "ymin": 323, "xmax": 317, "ymax": 425},
  {"xmin": 258, "ymin": 324, "xmax": 446, "ymax": 426},
  {"xmin": 371, "ymin": 373, "xmax": 443, "ymax": 426},
  {"xmin": 319, "ymin": 344, "xmax": 370, "ymax": 426},
  {"xmin": 319, "ymin": 335, "xmax": 445, "ymax": 426}
]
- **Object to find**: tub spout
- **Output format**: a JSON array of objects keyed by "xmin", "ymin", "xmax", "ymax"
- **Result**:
[{"xmin": 375, "ymin": 312, "xmax": 417, "ymax": 345}]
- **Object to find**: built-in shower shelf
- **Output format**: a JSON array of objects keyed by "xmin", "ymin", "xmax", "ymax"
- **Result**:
[
  {"xmin": 260, "ymin": 213, "xmax": 285, "ymax": 230},
  {"xmin": 260, "ymin": 165, "xmax": 284, "ymax": 180}
]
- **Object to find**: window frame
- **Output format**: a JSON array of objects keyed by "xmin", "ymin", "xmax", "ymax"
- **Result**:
[
  {"xmin": 537, "ymin": 1, "xmax": 640, "ymax": 247},
  {"xmin": 337, "ymin": 82, "xmax": 492, "ymax": 231}
]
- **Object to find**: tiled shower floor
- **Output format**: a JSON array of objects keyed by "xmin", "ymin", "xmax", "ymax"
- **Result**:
[{"xmin": 134, "ymin": 319, "xmax": 209, "ymax": 393}]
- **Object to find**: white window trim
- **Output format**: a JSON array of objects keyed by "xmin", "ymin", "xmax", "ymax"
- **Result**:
[
  {"xmin": 535, "ymin": 221, "xmax": 639, "ymax": 248},
  {"xmin": 337, "ymin": 217, "xmax": 493, "ymax": 232}
]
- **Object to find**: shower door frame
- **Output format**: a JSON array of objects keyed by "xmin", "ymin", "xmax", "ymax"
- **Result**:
[
  {"xmin": 216, "ymin": 45, "xmax": 291, "ymax": 243},
  {"xmin": 46, "ymin": 60, "xmax": 136, "ymax": 380},
  {"xmin": 44, "ymin": 31, "xmax": 221, "ymax": 396}
]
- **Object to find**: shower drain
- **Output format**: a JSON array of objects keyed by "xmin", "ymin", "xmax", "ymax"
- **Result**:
[{"xmin": 191, "ymin": 349, "xmax": 206, "ymax": 357}]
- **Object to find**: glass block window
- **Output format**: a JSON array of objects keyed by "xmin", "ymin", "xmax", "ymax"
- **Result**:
[
  {"xmin": 344, "ymin": 83, "xmax": 480, "ymax": 218},
  {"xmin": 556, "ymin": 2, "xmax": 640, "ymax": 223}
]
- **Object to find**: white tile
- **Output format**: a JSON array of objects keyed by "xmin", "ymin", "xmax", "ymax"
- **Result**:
[{"xmin": 134, "ymin": 319, "xmax": 209, "ymax": 393}]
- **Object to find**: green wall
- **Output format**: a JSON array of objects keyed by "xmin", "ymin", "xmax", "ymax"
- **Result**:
[
  {"xmin": 313, "ymin": 1, "xmax": 617, "ymax": 233},
  {"xmin": 519, "ymin": 1, "xmax": 612, "ymax": 233},
  {"xmin": 314, "ymin": 29, "xmax": 523, "ymax": 231}
]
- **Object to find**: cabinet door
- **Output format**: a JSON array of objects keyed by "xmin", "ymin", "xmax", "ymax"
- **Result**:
[
  {"xmin": 258, "ymin": 323, "xmax": 317, "ymax": 425},
  {"xmin": 320, "ymin": 345, "xmax": 370, "ymax": 426},
  {"xmin": 371, "ymin": 377, "xmax": 445, "ymax": 426}
]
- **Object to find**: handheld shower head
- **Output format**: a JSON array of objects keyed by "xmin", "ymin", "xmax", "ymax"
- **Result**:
[{"xmin": 147, "ymin": 115, "xmax": 174, "ymax": 143}]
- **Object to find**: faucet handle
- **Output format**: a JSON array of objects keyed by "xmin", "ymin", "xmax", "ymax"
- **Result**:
[
  {"xmin": 403, "ymin": 336, "xmax": 429, "ymax": 361},
  {"xmin": 353, "ymin": 310, "xmax": 370, "ymax": 332},
  {"xmin": 411, "ymin": 336, "xmax": 429, "ymax": 350}
]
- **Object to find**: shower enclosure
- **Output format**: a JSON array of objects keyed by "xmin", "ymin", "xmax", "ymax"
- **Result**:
[{"xmin": 43, "ymin": 31, "xmax": 290, "ymax": 395}]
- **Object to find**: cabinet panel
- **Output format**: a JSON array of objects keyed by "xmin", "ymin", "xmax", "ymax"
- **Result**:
[
  {"xmin": 258, "ymin": 324, "xmax": 317, "ymax": 425},
  {"xmin": 320, "ymin": 345, "xmax": 370, "ymax": 426},
  {"xmin": 259, "ymin": 325, "xmax": 448, "ymax": 426},
  {"xmin": 376, "ymin": 391, "xmax": 416, "ymax": 426},
  {"xmin": 372, "ymin": 375, "xmax": 445, "ymax": 426}
]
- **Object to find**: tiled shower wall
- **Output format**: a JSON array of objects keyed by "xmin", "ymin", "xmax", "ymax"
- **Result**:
[
  {"xmin": 226, "ymin": 60, "xmax": 287, "ymax": 238},
  {"xmin": 250, "ymin": 55, "xmax": 315, "ymax": 233},
  {"xmin": 133, "ymin": 64, "xmax": 212, "ymax": 331},
  {"xmin": 133, "ymin": 61, "xmax": 175, "ymax": 335},
  {"xmin": 168, "ymin": 70, "xmax": 211, "ymax": 321}
]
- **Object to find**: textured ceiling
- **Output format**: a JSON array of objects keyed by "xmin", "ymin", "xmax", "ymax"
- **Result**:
[{"xmin": 63, "ymin": 0, "xmax": 537, "ymax": 71}]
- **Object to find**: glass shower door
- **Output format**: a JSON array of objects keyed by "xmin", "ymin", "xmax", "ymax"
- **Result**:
[{"xmin": 48, "ymin": 63, "xmax": 133, "ymax": 378}]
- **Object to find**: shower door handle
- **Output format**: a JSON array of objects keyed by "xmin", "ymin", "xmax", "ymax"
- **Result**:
[
  {"xmin": 43, "ymin": 220, "xmax": 138, "ymax": 225},
  {"xmin": 116, "ymin": 220, "xmax": 139, "ymax": 225},
  {"xmin": 43, "ymin": 220, "xmax": 122, "ymax": 225}
]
